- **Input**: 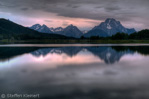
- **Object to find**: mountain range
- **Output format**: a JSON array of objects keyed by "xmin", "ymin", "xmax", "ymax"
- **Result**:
[
  {"xmin": 30, "ymin": 18, "xmax": 136, "ymax": 38},
  {"xmin": 30, "ymin": 24, "xmax": 83, "ymax": 38},
  {"xmin": 0, "ymin": 18, "xmax": 136, "ymax": 39}
]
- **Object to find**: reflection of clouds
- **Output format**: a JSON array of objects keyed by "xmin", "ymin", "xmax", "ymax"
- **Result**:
[
  {"xmin": 121, "ymin": 53, "xmax": 145, "ymax": 61},
  {"xmin": 120, "ymin": 53, "xmax": 149, "ymax": 67},
  {"xmin": 103, "ymin": 69, "xmax": 118, "ymax": 75},
  {"xmin": 1, "ymin": 56, "xmax": 149, "ymax": 98},
  {"xmin": 26, "ymin": 51, "xmax": 104, "ymax": 69}
]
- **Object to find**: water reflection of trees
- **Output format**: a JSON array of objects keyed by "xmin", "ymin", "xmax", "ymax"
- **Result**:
[
  {"xmin": 0, "ymin": 47, "xmax": 40, "ymax": 61},
  {"xmin": 112, "ymin": 46, "xmax": 149, "ymax": 56}
]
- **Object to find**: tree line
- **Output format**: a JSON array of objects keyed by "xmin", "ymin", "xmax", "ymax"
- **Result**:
[
  {"xmin": 0, "ymin": 29, "xmax": 149, "ymax": 41},
  {"xmin": 81, "ymin": 29, "xmax": 149, "ymax": 40}
]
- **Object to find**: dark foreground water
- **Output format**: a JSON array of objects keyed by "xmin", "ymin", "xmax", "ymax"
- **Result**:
[{"xmin": 0, "ymin": 44, "xmax": 149, "ymax": 99}]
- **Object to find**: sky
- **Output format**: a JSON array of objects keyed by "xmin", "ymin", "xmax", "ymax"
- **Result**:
[{"xmin": 0, "ymin": 0, "xmax": 148, "ymax": 31}]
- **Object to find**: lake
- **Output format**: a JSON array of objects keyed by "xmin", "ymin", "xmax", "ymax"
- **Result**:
[{"xmin": 0, "ymin": 44, "xmax": 149, "ymax": 99}]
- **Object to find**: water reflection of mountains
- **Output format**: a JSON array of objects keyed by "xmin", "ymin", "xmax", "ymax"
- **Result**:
[
  {"xmin": 0, "ymin": 46, "xmax": 149, "ymax": 64},
  {"xmin": 31, "ymin": 47, "xmax": 134, "ymax": 64}
]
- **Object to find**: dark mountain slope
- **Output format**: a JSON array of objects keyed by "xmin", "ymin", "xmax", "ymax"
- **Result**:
[{"xmin": 0, "ymin": 18, "xmax": 68, "ymax": 39}]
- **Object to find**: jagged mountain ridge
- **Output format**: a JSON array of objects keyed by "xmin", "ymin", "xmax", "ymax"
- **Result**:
[
  {"xmin": 60, "ymin": 24, "xmax": 83, "ymax": 38},
  {"xmin": 30, "ymin": 24, "xmax": 83, "ymax": 38},
  {"xmin": 30, "ymin": 24, "xmax": 53, "ymax": 33},
  {"xmin": 50, "ymin": 27, "xmax": 64, "ymax": 33},
  {"xmin": 30, "ymin": 24, "xmax": 64, "ymax": 33}
]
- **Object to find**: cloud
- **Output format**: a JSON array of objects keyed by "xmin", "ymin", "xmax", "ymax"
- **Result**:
[
  {"xmin": 21, "ymin": 8, "xmax": 29, "ymax": 11},
  {"xmin": 62, "ymin": 21, "xmax": 69, "ymax": 27},
  {"xmin": 44, "ymin": 20, "xmax": 53, "ymax": 22},
  {"xmin": 0, "ymin": 0, "xmax": 149, "ymax": 30},
  {"xmin": 84, "ymin": 20, "xmax": 101, "ymax": 25},
  {"xmin": 66, "ymin": 4, "xmax": 80, "ymax": 8},
  {"xmin": 104, "ymin": 6, "xmax": 121, "ymax": 12}
]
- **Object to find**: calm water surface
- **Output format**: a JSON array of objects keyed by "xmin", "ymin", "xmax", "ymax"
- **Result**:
[{"xmin": 0, "ymin": 44, "xmax": 149, "ymax": 99}]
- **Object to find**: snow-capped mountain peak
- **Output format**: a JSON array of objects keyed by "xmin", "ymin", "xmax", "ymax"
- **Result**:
[
  {"xmin": 51, "ymin": 27, "xmax": 64, "ymax": 32},
  {"xmin": 30, "ymin": 24, "xmax": 41, "ymax": 30},
  {"xmin": 84, "ymin": 18, "xmax": 136, "ymax": 37},
  {"xmin": 30, "ymin": 24, "xmax": 53, "ymax": 33}
]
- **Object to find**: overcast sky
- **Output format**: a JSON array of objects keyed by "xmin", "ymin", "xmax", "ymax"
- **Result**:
[{"xmin": 0, "ymin": 0, "xmax": 148, "ymax": 30}]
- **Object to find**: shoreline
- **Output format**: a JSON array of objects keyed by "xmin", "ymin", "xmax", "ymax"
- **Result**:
[
  {"xmin": 0, "ymin": 43, "xmax": 149, "ymax": 47},
  {"xmin": 1, "ymin": 40, "xmax": 149, "ymax": 44}
]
